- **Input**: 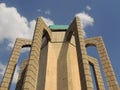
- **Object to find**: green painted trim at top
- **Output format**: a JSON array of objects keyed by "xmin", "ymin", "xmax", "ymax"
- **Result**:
[{"xmin": 49, "ymin": 25, "xmax": 69, "ymax": 30}]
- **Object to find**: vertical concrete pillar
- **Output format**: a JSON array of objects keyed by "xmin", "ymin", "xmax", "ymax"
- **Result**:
[
  {"xmin": 97, "ymin": 37, "xmax": 120, "ymax": 90},
  {"xmin": 74, "ymin": 17, "xmax": 94, "ymax": 90},
  {"xmin": 0, "ymin": 39, "xmax": 22, "ymax": 90},
  {"xmin": 22, "ymin": 18, "xmax": 44, "ymax": 90}
]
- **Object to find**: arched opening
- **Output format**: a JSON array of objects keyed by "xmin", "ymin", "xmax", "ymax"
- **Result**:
[
  {"xmin": 86, "ymin": 44, "xmax": 108, "ymax": 90},
  {"xmin": 89, "ymin": 61, "xmax": 98, "ymax": 90},
  {"xmin": 41, "ymin": 30, "xmax": 50, "ymax": 48},
  {"xmin": 10, "ymin": 45, "xmax": 31, "ymax": 90}
]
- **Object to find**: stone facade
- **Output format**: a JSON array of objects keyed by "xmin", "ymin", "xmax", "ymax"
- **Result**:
[{"xmin": 0, "ymin": 17, "xmax": 119, "ymax": 90}]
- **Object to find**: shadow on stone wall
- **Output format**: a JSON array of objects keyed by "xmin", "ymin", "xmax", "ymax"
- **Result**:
[{"xmin": 57, "ymin": 43, "xmax": 69, "ymax": 90}]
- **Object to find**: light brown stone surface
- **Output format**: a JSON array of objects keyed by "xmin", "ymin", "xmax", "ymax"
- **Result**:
[
  {"xmin": 85, "ymin": 37, "xmax": 120, "ymax": 90},
  {"xmin": 0, "ymin": 17, "xmax": 119, "ymax": 90},
  {"xmin": 0, "ymin": 38, "xmax": 31, "ymax": 90}
]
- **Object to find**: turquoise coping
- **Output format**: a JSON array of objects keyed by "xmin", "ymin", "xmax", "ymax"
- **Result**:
[{"xmin": 49, "ymin": 25, "xmax": 69, "ymax": 30}]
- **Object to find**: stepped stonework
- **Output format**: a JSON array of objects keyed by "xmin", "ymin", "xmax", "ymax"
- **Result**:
[{"xmin": 0, "ymin": 17, "xmax": 119, "ymax": 90}]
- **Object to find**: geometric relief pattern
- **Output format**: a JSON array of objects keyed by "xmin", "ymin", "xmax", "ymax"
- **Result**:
[{"xmin": 0, "ymin": 17, "xmax": 119, "ymax": 90}]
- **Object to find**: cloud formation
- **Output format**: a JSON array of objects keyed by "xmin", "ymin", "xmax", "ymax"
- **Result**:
[
  {"xmin": 12, "ymin": 65, "xmax": 19, "ymax": 84},
  {"xmin": 75, "ymin": 12, "xmax": 94, "ymax": 37},
  {"xmin": 0, "ymin": 62, "xmax": 6, "ymax": 77},
  {"xmin": 37, "ymin": 9, "xmax": 42, "ymax": 13},
  {"xmin": 37, "ymin": 9, "xmax": 51, "ymax": 15},
  {"xmin": 0, "ymin": 3, "xmax": 54, "ymax": 49},
  {"xmin": 45, "ymin": 10, "xmax": 51, "ymax": 15},
  {"xmin": 42, "ymin": 17, "xmax": 54, "ymax": 26},
  {"xmin": 0, "ymin": 62, "xmax": 19, "ymax": 84},
  {"xmin": 86, "ymin": 5, "xmax": 92, "ymax": 11}
]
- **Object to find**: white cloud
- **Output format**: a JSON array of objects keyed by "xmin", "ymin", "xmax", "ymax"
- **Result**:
[
  {"xmin": 45, "ymin": 10, "xmax": 51, "ymax": 15},
  {"xmin": 12, "ymin": 65, "xmax": 19, "ymax": 84},
  {"xmin": 37, "ymin": 9, "xmax": 42, "ymax": 12},
  {"xmin": 0, "ymin": 3, "xmax": 35, "ymax": 46},
  {"xmin": 76, "ymin": 12, "xmax": 94, "ymax": 28},
  {"xmin": 42, "ymin": 17, "xmax": 54, "ymax": 26},
  {"xmin": 75, "ymin": 12, "xmax": 94, "ymax": 37},
  {"xmin": 0, "ymin": 62, "xmax": 6, "ymax": 77},
  {"xmin": 37, "ymin": 9, "xmax": 51, "ymax": 15},
  {"xmin": 86, "ymin": 5, "xmax": 92, "ymax": 11},
  {"xmin": 0, "ymin": 62, "xmax": 19, "ymax": 84},
  {"xmin": 0, "ymin": 3, "xmax": 54, "ymax": 49}
]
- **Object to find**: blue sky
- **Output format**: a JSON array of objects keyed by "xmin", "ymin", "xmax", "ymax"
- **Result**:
[{"xmin": 0, "ymin": 0, "xmax": 120, "ymax": 89}]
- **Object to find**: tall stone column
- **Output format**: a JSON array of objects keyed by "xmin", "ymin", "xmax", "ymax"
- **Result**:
[
  {"xmin": 22, "ymin": 18, "xmax": 44, "ymax": 90},
  {"xmin": 0, "ymin": 39, "xmax": 22, "ymax": 90},
  {"xmin": 97, "ymin": 37, "xmax": 120, "ymax": 90},
  {"xmin": 74, "ymin": 17, "xmax": 94, "ymax": 90}
]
